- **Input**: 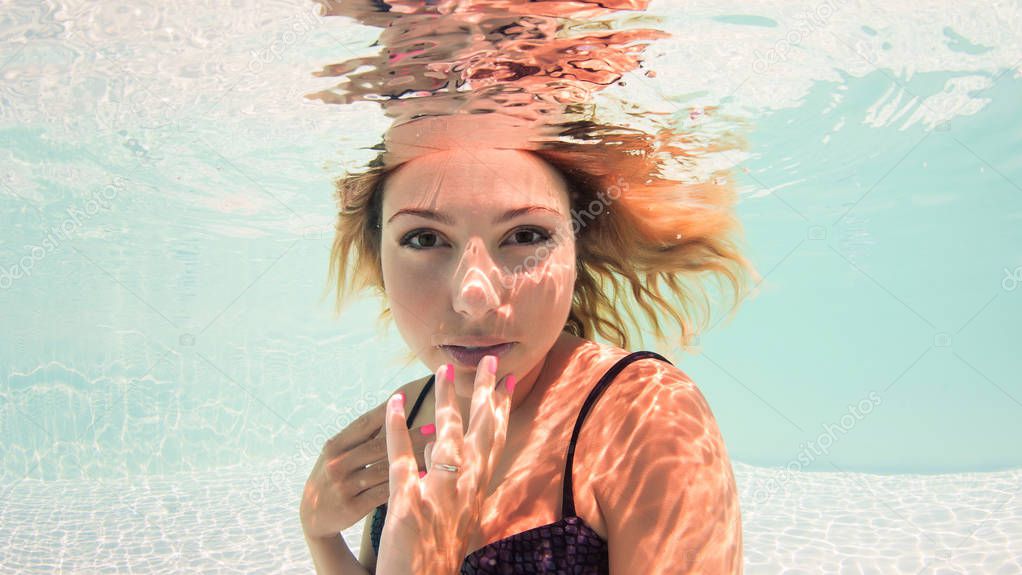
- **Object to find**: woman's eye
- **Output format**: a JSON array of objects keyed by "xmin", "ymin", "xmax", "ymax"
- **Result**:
[
  {"xmin": 507, "ymin": 227, "xmax": 552, "ymax": 246},
  {"xmin": 399, "ymin": 230, "xmax": 446, "ymax": 250},
  {"xmin": 398, "ymin": 227, "xmax": 552, "ymax": 250}
]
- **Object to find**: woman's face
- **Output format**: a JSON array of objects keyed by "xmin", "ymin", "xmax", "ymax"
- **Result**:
[{"xmin": 379, "ymin": 148, "xmax": 576, "ymax": 397}]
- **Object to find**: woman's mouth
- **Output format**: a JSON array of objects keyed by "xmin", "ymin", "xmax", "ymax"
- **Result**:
[{"xmin": 440, "ymin": 342, "xmax": 516, "ymax": 367}]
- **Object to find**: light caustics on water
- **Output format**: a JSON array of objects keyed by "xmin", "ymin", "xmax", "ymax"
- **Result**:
[
  {"xmin": 305, "ymin": 0, "xmax": 673, "ymax": 123},
  {"xmin": 305, "ymin": 0, "xmax": 746, "ymax": 181}
]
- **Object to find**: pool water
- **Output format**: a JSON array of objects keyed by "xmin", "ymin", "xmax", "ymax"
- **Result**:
[{"xmin": 1, "ymin": 0, "xmax": 1020, "ymax": 573}]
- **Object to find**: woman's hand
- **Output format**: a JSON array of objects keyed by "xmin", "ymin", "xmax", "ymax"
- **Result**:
[
  {"xmin": 376, "ymin": 355, "xmax": 515, "ymax": 575},
  {"xmin": 300, "ymin": 390, "xmax": 437, "ymax": 540}
]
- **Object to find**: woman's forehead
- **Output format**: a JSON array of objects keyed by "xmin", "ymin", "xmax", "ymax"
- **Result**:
[{"xmin": 384, "ymin": 149, "xmax": 569, "ymax": 210}]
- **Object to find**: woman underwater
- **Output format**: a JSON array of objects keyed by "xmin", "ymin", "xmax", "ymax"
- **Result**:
[{"xmin": 300, "ymin": 110, "xmax": 756, "ymax": 574}]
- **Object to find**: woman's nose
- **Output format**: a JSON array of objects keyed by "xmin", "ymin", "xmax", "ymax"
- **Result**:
[{"xmin": 452, "ymin": 239, "xmax": 502, "ymax": 319}]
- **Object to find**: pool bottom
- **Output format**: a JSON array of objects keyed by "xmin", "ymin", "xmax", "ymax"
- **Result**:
[{"xmin": 1, "ymin": 460, "xmax": 1019, "ymax": 573}]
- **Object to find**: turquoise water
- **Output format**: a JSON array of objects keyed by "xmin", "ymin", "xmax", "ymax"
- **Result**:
[{"xmin": 2, "ymin": 1, "xmax": 1020, "ymax": 573}]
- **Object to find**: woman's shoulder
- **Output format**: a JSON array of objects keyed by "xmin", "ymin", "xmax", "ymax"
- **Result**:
[
  {"xmin": 582, "ymin": 346, "xmax": 727, "ymax": 508},
  {"xmin": 574, "ymin": 339, "xmax": 695, "ymax": 395},
  {"xmin": 577, "ymin": 345, "xmax": 712, "ymax": 450},
  {"xmin": 560, "ymin": 338, "xmax": 701, "ymax": 430}
]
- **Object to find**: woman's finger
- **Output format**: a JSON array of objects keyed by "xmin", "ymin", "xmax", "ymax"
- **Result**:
[
  {"xmin": 342, "ymin": 457, "xmax": 389, "ymax": 499},
  {"xmin": 464, "ymin": 355, "xmax": 510, "ymax": 489},
  {"xmin": 486, "ymin": 372, "xmax": 515, "ymax": 476},
  {"xmin": 324, "ymin": 400, "xmax": 388, "ymax": 456},
  {"xmin": 384, "ymin": 392, "xmax": 417, "ymax": 506},
  {"xmin": 427, "ymin": 363, "xmax": 463, "ymax": 492},
  {"xmin": 337, "ymin": 424, "xmax": 429, "ymax": 472}
]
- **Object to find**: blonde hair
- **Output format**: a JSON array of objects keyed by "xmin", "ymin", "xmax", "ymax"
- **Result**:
[{"xmin": 322, "ymin": 119, "xmax": 759, "ymax": 352}]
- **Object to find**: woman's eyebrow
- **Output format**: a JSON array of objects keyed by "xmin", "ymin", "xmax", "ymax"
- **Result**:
[{"xmin": 387, "ymin": 205, "xmax": 563, "ymax": 225}]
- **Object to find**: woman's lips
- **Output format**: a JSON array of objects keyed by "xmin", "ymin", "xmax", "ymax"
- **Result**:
[{"xmin": 441, "ymin": 342, "xmax": 515, "ymax": 367}]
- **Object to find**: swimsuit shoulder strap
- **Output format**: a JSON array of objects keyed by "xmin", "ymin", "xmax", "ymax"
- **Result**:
[
  {"xmin": 561, "ymin": 350, "xmax": 674, "ymax": 517},
  {"xmin": 405, "ymin": 375, "xmax": 434, "ymax": 427}
]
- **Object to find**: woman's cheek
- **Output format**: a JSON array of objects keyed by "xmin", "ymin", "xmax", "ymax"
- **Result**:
[
  {"xmin": 396, "ymin": 268, "xmax": 442, "ymax": 302},
  {"xmin": 392, "ymin": 251, "xmax": 442, "ymax": 277},
  {"xmin": 533, "ymin": 247, "xmax": 574, "ymax": 286}
]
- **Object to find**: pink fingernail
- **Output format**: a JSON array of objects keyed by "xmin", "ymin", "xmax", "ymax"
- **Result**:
[
  {"xmin": 445, "ymin": 363, "xmax": 454, "ymax": 382},
  {"xmin": 420, "ymin": 423, "xmax": 435, "ymax": 436},
  {"xmin": 486, "ymin": 355, "xmax": 497, "ymax": 374},
  {"xmin": 419, "ymin": 470, "xmax": 427, "ymax": 478},
  {"xmin": 505, "ymin": 374, "xmax": 516, "ymax": 394}
]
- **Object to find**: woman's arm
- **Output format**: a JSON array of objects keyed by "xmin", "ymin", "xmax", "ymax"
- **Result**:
[{"xmin": 304, "ymin": 529, "xmax": 372, "ymax": 575}]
